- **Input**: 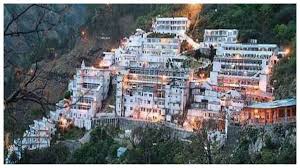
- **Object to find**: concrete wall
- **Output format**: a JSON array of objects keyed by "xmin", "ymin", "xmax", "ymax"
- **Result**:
[{"xmin": 91, "ymin": 117, "xmax": 194, "ymax": 139}]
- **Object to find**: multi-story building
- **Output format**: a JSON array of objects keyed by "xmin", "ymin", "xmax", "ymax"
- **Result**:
[
  {"xmin": 220, "ymin": 90, "xmax": 245, "ymax": 113},
  {"xmin": 185, "ymin": 81, "xmax": 222, "ymax": 130},
  {"xmin": 6, "ymin": 117, "xmax": 56, "ymax": 163},
  {"xmin": 114, "ymin": 29, "xmax": 145, "ymax": 67},
  {"xmin": 116, "ymin": 67, "xmax": 191, "ymax": 122},
  {"xmin": 152, "ymin": 17, "xmax": 190, "ymax": 35},
  {"xmin": 114, "ymin": 29, "xmax": 185, "ymax": 69},
  {"xmin": 50, "ymin": 61, "xmax": 112, "ymax": 130},
  {"xmin": 200, "ymin": 29, "xmax": 239, "ymax": 48},
  {"xmin": 140, "ymin": 36, "xmax": 182, "ymax": 68},
  {"xmin": 101, "ymin": 51, "xmax": 115, "ymax": 67},
  {"xmin": 190, "ymin": 81, "xmax": 221, "ymax": 111},
  {"xmin": 210, "ymin": 41, "xmax": 279, "ymax": 93}
]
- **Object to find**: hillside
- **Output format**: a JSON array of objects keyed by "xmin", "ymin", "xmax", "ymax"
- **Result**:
[
  {"xmin": 4, "ymin": 4, "xmax": 188, "ymax": 140},
  {"xmin": 189, "ymin": 4, "xmax": 296, "ymax": 99}
]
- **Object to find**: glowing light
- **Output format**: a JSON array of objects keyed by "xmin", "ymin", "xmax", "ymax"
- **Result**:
[
  {"xmin": 265, "ymin": 68, "xmax": 270, "ymax": 75},
  {"xmin": 61, "ymin": 118, "xmax": 67, "ymax": 125},
  {"xmin": 132, "ymin": 74, "xmax": 137, "ymax": 79},
  {"xmin": 161, "ymin": 75, "xmax": 167, "ymax": 81},
  {"xmin": 29, "ymin": 69, "xmax": 34, "ymax": 74},
  {"xmin": 81, "ymin": 31, "xmax": 86, "ymax": 36},
  {"xmin": 284, "ymin": 48, "xmax": 290, "ymax": 55},
  {"xmin": 199, "ymin": 73, "xmax": 205, "ymax": 78}
]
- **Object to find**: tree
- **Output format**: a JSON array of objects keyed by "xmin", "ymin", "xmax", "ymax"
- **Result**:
[
  {"xmin": 18, "ymin": 143, "xmax": 70, "ymax": 163},
  {"xmin": 64, "ymin": 90, "xmax": 72, "ymax": 99},
  {"xmin": 273, "ymin": 24, "xmax": 288, "ymax": 45},
  {"xmin": 8, "ymin": 151, "xmax": 19, "ymax": 163}
]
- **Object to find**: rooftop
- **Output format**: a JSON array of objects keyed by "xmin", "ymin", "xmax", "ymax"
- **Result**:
[
  {"xmin": 247, "ymin": 98, "xmax": 296, "ymax": 109},
  {"xmin": 146, "ymin": 32, "xmax": 176, "ymax": 38},
  {"xmin": 155, "ymin": 17, "xmax": 188, "ymax": 21}
]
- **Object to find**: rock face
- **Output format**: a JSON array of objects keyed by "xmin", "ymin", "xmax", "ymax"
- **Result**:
[
  {"xmin": 229, "ymin": 123, "xmax": 296, "ymax": 163},
  {"xmin": 248, "ymin": 136, "xmax": 263, "ymax": 155}
]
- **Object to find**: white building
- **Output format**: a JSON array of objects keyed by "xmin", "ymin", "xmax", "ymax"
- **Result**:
[
  {"xmin": 140, "ymin": 36, "xmax": 182, "ymax": 68},
  {"xmin": 185, "ymin": 81, "xmax": 222, "ymax": 130},
  {"xmin": 200, "ymin": 29, "xmax": 239, "ymax": 48},
  {"xmin": 116, "ymin": 67, "xmax": 191, "ymax": 122},
  {"xmin": 190, "ymin": 81, "xmax": 221, "ymax": 112},
  {"xmin": 152, "ymin": 17, "xmax": 190, "ymax": 35},
  {"xmin": 220, "ymin": 90, "xmax": 245, "ymax": 113},
  {"xmin": 210, "ymin": 41, "xmax": 279, "ymax": 92},
  {"xmin": 50, "ymin": 61, "xmax": 112, "ymax": 130},
  {"xmin": 6, "ymin": 117, "xmax": 56, "ymax": 163},
  {"xmin": 114, "ymin": 29, "xmax": 145, "ymax": 67},
  {"xmin": 114, "ymin": 29, "xmax": 185, "ymax": 69},
  {"xmin": 101, "ymin": 51, "xmax": 115, "ymax": 67}
]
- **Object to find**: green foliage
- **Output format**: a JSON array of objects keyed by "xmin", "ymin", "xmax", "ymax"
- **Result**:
[
  {"xmin": 229, "ymin": 124, "xmax": 296, "ymax": 164},
  {"xmin": 64, "ymin": 90, "xmax": 72, "ymax": 99},
  {"xmin": 122, "ymin": 126, "xmax": 212, "ymax": 164},
  {"xmin": 69, "ymin": 127, "xmax": 120, "ymax": 163},
  {"xmin": 135, "ymin": 4, "xmax": 182, "ymax": 31},
  {"xmin": 191, "ymin": 4, "xmax": 296, "ymax": 98},
  {"xmin": 8, "ymin": 151, "xmax": 19, "ymax": 163},
  {"xmin": 30, "ymin": 108, "xmax": 43, "ymax": 118},
  {"xmin": 59, "ymin": 127, "xmax": 85, "ymax": 140},
  {"xmin": 191, "ymin": 4, "xmax": 296, "ymax": 44},
  {"xmin": 271, "ymin": 53, "xmax": 296, "ymax": 99},
  {"xmin": 275, "ymin": 142, "xmax": 296, "ymax": 164},
  {"xmin": 90, "ymin": 126, "xmax": 113, "ymax": 143},
  {"xmin": 18, "ymin": 143, "xmax": 70, "ymax": 164}
]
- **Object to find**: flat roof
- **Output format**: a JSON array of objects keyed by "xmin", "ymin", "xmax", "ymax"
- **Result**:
[
  {"xmin": 247, "ymin": 98, "xmax": 296, "ymax": 109},
  {"xmin": 205, "ymin": 29, "xmax": 238, "ymax": 31},
  {"xmin": 156, "ymin": 17, "xmax": 188, "ymax": 21},
  {"xmin": 221, "ymin": 43, "xmax": 277, "ymax": 48}
]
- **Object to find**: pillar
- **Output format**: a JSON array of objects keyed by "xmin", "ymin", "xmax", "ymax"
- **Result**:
[{"xmin": 284, "ymin": 108, "xmax": 288, "ymax": 123}]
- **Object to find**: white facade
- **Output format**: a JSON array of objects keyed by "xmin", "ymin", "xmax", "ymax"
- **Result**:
[
  {"xmin": 101, "ymin": 52, "xmax": 115, "ymax": 67},
  {"xmin": 152, "ymin": 17, "xmax": 190, "ymax": 35},
  {"xmin": 220, "ymin": 90, "xmax": 244, "ymax": 113},
  {"xmin": 114, "ymin": 29, "xmax": 145, "ymax": 67},
  {"xmin": 200, "ymin": 29, "xmax": 239, "ymax": 48},
  {"xmin": 65, "ymin": 61, "xmax": 111, "ymax": 130},
  {"xmin": 190, "ymin": 81, "xmax": 221, "ymax": 112},
  {"xmin": 216, "ymin": 43, "xmax": 278, "ymax": 59},
  {"xmin": 210, "ymin": 42, "xmax": 278, "ymax": 92},
  {"xmin": 114, "ymin": 29, "xmax": 184, "ymax": 69},
  {"xmin": 140, "ymin": 37, "xmax": 182, "ymax": 68},
  {"xmin": 116, "ymin": 67, "xmax": 191, "ymax": 122},
  {"xmin": 6, "ymin": 117, "xmax": 56, "ymax": 163}
]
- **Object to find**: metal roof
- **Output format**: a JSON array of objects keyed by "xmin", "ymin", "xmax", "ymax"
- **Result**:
[{"xmin": 247, "ymin": 98, "xmax": 296, "ymax": 109}]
